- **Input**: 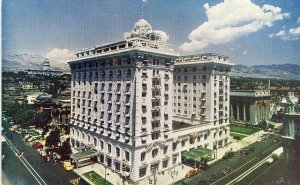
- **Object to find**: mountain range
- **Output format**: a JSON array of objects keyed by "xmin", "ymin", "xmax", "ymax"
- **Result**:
[
  {"xmin": 2, "ymin": 54, "xmax": 300, "ymax": 80},
  {"xmin": 231, "ymin": 64, "xmax": 300, "ymax": 80},
  {"xmin": 2, "ymin": 54, "xmax": 69, "ymax": 72}
]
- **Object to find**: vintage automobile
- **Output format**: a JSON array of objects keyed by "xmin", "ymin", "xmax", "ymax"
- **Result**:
[
  {"xmin": 8, "ymin": 127, "xmax": 15, "ymax": 132},
  {"xmin": 33, "ymin": 142, "xmax": 43, "ymax": 149},
  {"xmin": 185, "ymin": 168, "xmax": 198, "ymax": 178},
  {"xmin": 63, "ymin": 161, "xmax": 74, "ymax": 171}
]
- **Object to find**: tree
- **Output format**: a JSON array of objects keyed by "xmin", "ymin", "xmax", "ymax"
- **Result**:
[
  {"xmin": 46, "ymin": 128, "xmax": 61, "ymax": 147},
  {"xmin": 13, "ymin": 107, "xmax": 35, "ymax": 127},
  {"xmin": 59, "ymin": 139, "xmax": 72, "ymax": 160},
  {"xmin": 35, "ymin": 112, "xmax": 51, "ymax": 129}
]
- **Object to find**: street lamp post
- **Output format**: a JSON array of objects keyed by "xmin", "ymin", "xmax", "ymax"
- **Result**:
[
  {"xmin": 104, "ymin": 165, "xmax": 107, "ymax": 185},
  {"xmin": 104, "ymin": 164, "xmax": 110, "ymax": 185},
  {"xmin": 151, "ymin": 166, "xmax": 157, "ymax": 185}
]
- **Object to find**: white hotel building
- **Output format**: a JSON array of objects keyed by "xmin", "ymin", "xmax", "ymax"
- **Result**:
[{"xmin": 69, "ymin": 19, "xmax": 233, "ymax": 182}]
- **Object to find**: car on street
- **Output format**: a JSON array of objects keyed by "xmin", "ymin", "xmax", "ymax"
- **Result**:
[
  {"xmin": 27, "ymin": 137, "xmax": 35, "ymax": 142},
  {"xmin": 63, "ymin": 161, "xmax": 74, "ymax": 171},
  {"xmin": 12, "ymin": 125, "xmax": 19, "ymax": 129},
  {"xmin": 33, "ymin": 142, "xmax": 43, "ymax": 149},
  {"xmin": 266, "ymin": 157, "xmax": 274, "ymax": 164},
  {"xmin": 9, "ymin": 127, "xmax": 15, "ymax": 132},
  {"xmin": 24, "ymin": 135, "xmax": 32, "ymax": 142},
  {"xmin": 185, "ymin": 168, "xmax": 198, "ymax": 178}
]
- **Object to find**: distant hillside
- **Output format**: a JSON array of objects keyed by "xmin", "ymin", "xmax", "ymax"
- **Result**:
[
  {"xmin": 2, "ymin": 54, "xmax": 69, "ymax": 72},
  {"xmin": 231, "ymin": 64, "xmax": 300, "ymax": 80},
  {"xmin": 2, "ymin": 54, "xmax": 300, "ymax": 80}
]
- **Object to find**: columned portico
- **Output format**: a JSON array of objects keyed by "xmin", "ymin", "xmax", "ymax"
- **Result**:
[
  {"xmin": 243, "ymin": 104, "xmax": 246, "ymax": 121},
  {"xmin": 230, "ymin": 90, "xmax": 271, "ymax": 125}
]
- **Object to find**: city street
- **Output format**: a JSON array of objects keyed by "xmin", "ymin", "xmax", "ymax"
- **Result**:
[
  {"xmin": 237, "ymin": 158, "xmax": 285, "ymax": 185},
  {"xmin": 174, "ymin": 134, "xmax": 282, "ymax": 185},
  {"xmin": 2, "ymin": 118, "xmax": 88, "ymax": 185}
]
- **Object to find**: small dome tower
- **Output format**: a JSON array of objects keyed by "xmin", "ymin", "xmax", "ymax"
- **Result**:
[{"xmin": 42, "ymin": 58, "xmax": 50, "ymax": 71}]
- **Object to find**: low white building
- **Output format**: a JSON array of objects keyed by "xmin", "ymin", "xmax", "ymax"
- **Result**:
[{"xmin": 25, "ymin": 92, "xmax": 45, "ymax": 105}]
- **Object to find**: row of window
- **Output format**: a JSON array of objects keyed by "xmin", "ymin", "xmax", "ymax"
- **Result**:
[
  {"xmin": 71, "ymin": 57, "xmax": 171, "ymax": 71},
  {"xmin": 72, "ymin": 128, "xmax": 131, "ymax": 147},
  {"xmin": 174, "ymin": 66, "xmax": 230, "ymax": 73},
  {"xmin": 70, "ymin": 58, "xmax": 132, "ymax": 70},
  {"xmin": 73, "ymin": 69, "xmax": 132, "ymax": 80}
]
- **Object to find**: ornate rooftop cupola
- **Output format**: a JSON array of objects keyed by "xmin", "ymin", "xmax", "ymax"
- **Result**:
[
  {"xmin": 124, "ymin": 19, "xmax": 167, "ymax": 43},
  {"xmin": 42, "ymin": 58, "xmax": 50, "ymax": 71}
]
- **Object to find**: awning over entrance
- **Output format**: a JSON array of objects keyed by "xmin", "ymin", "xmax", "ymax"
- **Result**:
[
  {"xmin": 70, "ymin": 150, "xmax": 99, "ymax": 161},
  {"xmin": 182, "ymin": 148, "xmax": 214, "ymax": 162}
]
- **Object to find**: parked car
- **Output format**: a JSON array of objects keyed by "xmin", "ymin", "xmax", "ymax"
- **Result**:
[
  {"xmin": 266, "ymin": 157, "xmax": 274, "ymax": 164},
  {"xmin": 12, "ymin": 125, "xmax": 19, "ymax": 129},
  {"xmin": 222, "ymin": 151, "xmax": 234, "ymax": 160},
  {"xmin": 24, "ymin": 135, "xmax": 32, "ymax": 142},
  {"xmin": 9, "ymin": 128, "xmax": 15, "ymax": 132},
  {"xmin": 33, "ymin": 142, "xmax": 43, "ymax": 149},
  {"xmin": 185, "ymin": 168, "xmax": 198, "ymax": 178},
  {"xmin": 63, "ymin": 161, "xmax": 74, "ymax": 171},
  {"xmin": 27, "ymin": 137, "xmax": 35, "ymax": 142},
  {"xmin": 198, "ymin": 163, "xmax": 210, "ymax": 171}
]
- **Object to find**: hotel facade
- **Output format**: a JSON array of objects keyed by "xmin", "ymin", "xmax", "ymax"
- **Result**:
[{"xmin": 69, "ymin": 19, "xmax": 233, "ymax": 182}]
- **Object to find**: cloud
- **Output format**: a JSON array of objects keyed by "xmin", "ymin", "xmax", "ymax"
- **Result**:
[
  {"xmin": 180, "ymin": 0, "xmax": 289, "ymax": 52},
  {"xmin": 242, "ymin": 51, "xmax": 248, "ymax": 55},
  {"xmin": 46, "ymin": 48, "xmax": 74, "ymax": 64},
  {"xmin": 142, "ymin": 0, "xmax": 148, "ymax": 3},
  {"xmin": 276, "ymin": 30, "xmax": 286, "ymax": 36},
  {"xmin": 269, "ymin": 27, "xmax": 300, "ymax": 41},
  {"xmin": 297, "ymin": 17, "xmax": 300, "ymax": 23},
  {"xmin": 153, "ymin": 30, "xmax": 169, "ymax": 42}
]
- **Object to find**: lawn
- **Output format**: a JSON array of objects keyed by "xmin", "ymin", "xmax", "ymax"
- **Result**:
[
  {"xmin": 83, "ymin": 171, "xmax": 113, "ymax": 185},
  {"xmin": 230, "ymin": 124, "xmax": 261, "ymax": 136},
  {"xmin": 230, "ymin": 132, "xmax": 247, "ymax": 139}
]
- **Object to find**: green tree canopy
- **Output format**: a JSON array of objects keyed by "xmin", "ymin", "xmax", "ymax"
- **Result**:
[{"xmin": 46, "ymin": 128, "xmax": 61, "ymax": 147}]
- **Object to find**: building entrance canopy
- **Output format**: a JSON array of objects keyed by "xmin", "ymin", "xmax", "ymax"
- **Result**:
[
  {"xmin": 182, "ymin": 148, "xmax": 214, "ymax": 162},
  {"xmin": 70, "ymin": 150, "xmax": 99, "ymax": 162}
]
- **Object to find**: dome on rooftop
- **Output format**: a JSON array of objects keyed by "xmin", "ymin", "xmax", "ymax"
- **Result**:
[
  {"xmin": 133, "ymin": 19, "xmax": 152, "ymax": 34},
  {"xmin": 134, "ymin": 19, "xmax": 152, "ymax": 29},
  {"xmin": 42, "ymin": 58, "xmax": 51, "ymax": 71}
]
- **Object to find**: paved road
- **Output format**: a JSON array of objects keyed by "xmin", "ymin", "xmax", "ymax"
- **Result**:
[
  {"xmin": 174, "ymin": 134, "xmax": 282, "ymax": 185},
  {"xmin": 239, "ymin": 158, "xmax": 285, "ymax": 185},
  {"xmin": 2, "ymin": 118, "xmax": 88, "ymax": 185}
]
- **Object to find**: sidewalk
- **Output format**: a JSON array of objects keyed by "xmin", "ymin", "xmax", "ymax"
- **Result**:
[
  {"xmin": 74, "ymin": 163, "xmax": 130, "ymax": 185},
  {"xmin": 211, "ymin": 130, "xmax": 268, "ymax": 164},
  {"xmin": 74, "ymin": 130, "xmax": 268, "ymax": 185},
  {"xmin": 138, "ymin": 164, "xmax": 193, "ymax": 185}
]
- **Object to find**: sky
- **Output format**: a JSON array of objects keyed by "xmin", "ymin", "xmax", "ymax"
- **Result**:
[{"xmin": 2, "ymin": 0, "xmax": 300, "ymax": 66}]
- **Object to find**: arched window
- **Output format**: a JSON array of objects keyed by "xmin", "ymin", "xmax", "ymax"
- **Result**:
[
  {"xmin": 116, "ymin": 147, "xmax": 120, "ymax": 157},
  {"xmin": 125, "ymin": 151, "xmax": 130, "ymax": 161}
]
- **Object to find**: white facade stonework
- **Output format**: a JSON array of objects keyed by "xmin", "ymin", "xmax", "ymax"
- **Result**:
[{"xmin": 68, "ymin": 19, "xmax": 233, "ymax": 183}]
